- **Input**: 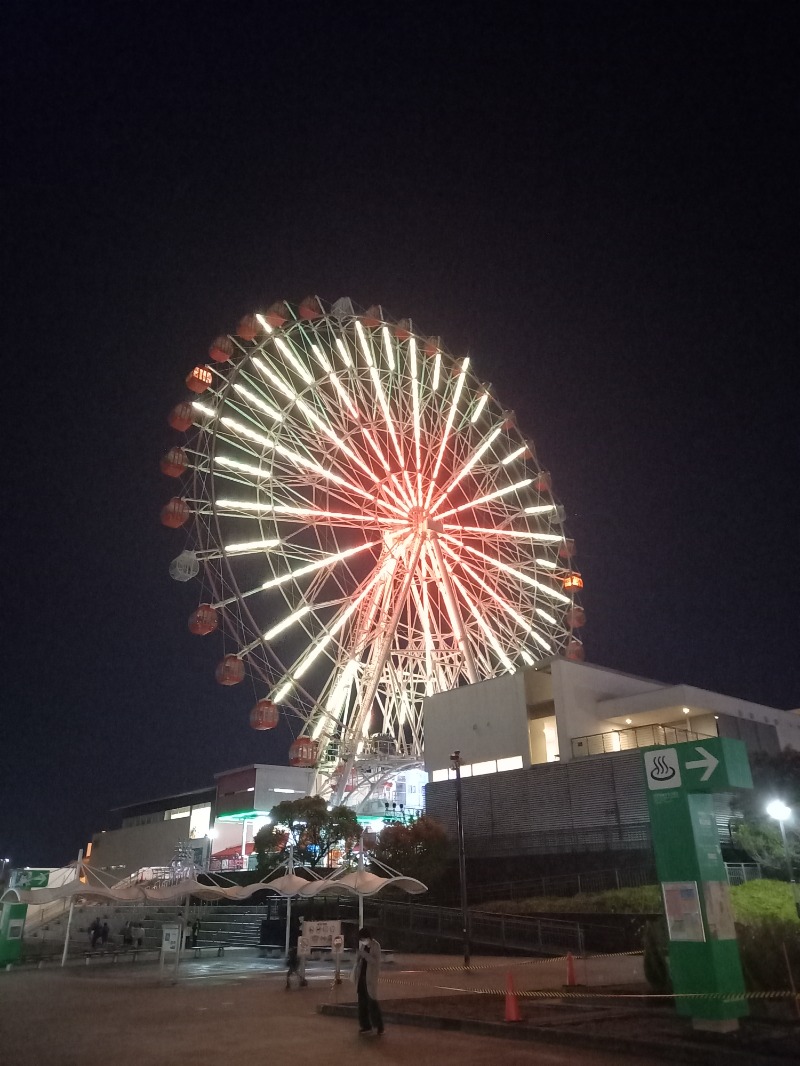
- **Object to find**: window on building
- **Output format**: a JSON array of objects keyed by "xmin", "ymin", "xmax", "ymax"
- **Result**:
[
  {"xmin": 165, "ymin": 806, "xmax": 191, "ymax": 821},
  {"xmin": 189, "ymin": 803, "xmax": 211, "ymax": 839}
]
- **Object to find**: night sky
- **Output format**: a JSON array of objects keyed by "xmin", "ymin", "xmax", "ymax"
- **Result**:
[{"xmin": 2, "ymin": 2, "xmax": 797, "ymax": 868}]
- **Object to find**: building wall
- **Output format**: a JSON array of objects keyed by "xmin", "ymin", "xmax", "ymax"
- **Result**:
[
  {"xmin": 254, "ymin": 765, "xmax": 313, "ymax": 813},
  {"xmin": 423, "ymin": 671, "xmax": 528, "ymax": 774},
  {"xmin": 87, "ymin": 817, "xmax": 209, "ymax": 877},
  {"xmin": 214, "ymin": 764, "xmax": 314, "ymax": 818},
  {"xmin": 424, "ymin": 749, "xmax": 736, "ymax": 861},
  {"xmin": 551, "ymin": 659, "xmax": 667, "ymax": 758}
]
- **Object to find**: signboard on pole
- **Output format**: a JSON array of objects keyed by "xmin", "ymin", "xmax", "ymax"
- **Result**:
[
  {"xmin": 10, "ymin": 870, "xmax": 50, "ymax": 891},
  {"xmin": 643, "ymin": 737, "xmax": 752, "ymax": 1029},
  {"xmin": 301, "ymin": 920, "xmax": 341, "ymax": 948}
]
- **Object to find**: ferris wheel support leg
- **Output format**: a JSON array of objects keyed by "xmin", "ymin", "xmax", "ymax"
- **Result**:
[
  {"xmin": 430, "ymin": 535, "xmax": 480, "ymax": 685},
  {"xmin": 332, "ymin": 534, "xmax": 426, "ymax": 805}
]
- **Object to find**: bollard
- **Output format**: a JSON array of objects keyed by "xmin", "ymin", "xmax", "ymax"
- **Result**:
[{"xmin": 504, "ymin": 971, "xmax": 522, "ymax": 1023}]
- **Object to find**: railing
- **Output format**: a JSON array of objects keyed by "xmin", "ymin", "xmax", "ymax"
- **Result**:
[
  {"xmin": 724, "ymin": 862, "xmax": 762, "ymax": 886},
  {"xmin": 364, "ymin": 898, "xmax": 585, "ymax": 955},
  {"xmin": 571, "ymin": 724, "xmax": 714, "ymax": 758},
  {"xmin": 472, "ymin": 861, "xmax": 762, "ymax": 904},
  {"xmin": 471, "ymin": 863, "xmax": 658, "ymax": 904}
]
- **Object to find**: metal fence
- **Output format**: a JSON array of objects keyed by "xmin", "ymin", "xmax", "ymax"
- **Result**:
[
  {"xmin": 364, "ymin": 898, "xmax": 585, "ymax": 955},
  {"xmin": 572, "ymin": 724, "xmax": 713, "ymax": 759},
  {"xmin": 724, "ymin": 862, "xmax": 762, "ymax": 886},
  {"xmin": 471, "ymin": 861, "xmax": 762, "ymax": 904},
  {"xmin": 470, "ymin": 863, "xmax": 657, "ymax": 904}
]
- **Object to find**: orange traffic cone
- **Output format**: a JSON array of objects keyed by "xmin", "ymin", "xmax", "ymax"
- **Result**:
[
  {"xmin": 504, "ymin": 971, "xmax": 522, "ymax": 1023},
  {"xmin": 565, "ymin": 951, "xmax": 577, "ymax": 987}
]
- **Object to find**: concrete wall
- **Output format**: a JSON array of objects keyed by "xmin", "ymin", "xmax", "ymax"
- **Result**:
[
  {"xmin": 254, "ymin": 765, "xmax": 313, "ymax": 813},
  {"xmin": 87, "ymin": 817, "xmax": 206, "ymax": 877},
  {"xmin": 551, "ymin": 659, "xmax": 666, "ymax": 761},
  {"xmin": 423, "ymin": 671, "xmax": 528, "ymax": 773}
]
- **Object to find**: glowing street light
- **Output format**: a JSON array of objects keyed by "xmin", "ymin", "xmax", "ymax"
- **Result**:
[{"xmin": 766, "ymin": 800, "xmax": 795, "ymax": 886}]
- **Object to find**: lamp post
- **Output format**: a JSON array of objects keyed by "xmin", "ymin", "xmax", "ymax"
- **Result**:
[
  {"xmin": 766, "ymin": 800, "xmax": 795, "ymax": 885},
  {"xmin": 451, "ymin": 750, "xmax": 470, "ymax": 967}
]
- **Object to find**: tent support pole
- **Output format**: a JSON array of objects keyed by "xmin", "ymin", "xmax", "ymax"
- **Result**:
[{"xmin": 60, "ymin": 849, "xmax": 83, "ymax": 968}]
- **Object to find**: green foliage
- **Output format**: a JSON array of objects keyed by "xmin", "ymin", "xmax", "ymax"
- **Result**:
[
  {"xmin": 642, "ymin": 918, "xmax": 671, "ymax": 992},
  {"xmin": 479, "ymin": 878, "xmax": 800, "ymax": 926},
  {"xmin": 736, "ymin": 919, "xmax": 800, "ymax": 991},
  {"xmin": 733, "ymin": 748, "xmax": 800, "ymax": 876},
  {"xmin": 729, "ymin": 879, "xmax": 800, "ymax": 924},
  {"xmin": 372, "ymin": 815, "xmax": 447, "ymax": 889},
  {"xmin": 477, "ymin": 884, "xmax": 662, "ymax": 915},
  {"xmin": 252, "ymin": 796, "xmax": 361, "ymax": 869}
]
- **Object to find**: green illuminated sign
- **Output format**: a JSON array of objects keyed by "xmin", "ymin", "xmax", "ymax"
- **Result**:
[{"xmin": 642, "ymin": 737, "xmax": 752, "ymax": 1029}]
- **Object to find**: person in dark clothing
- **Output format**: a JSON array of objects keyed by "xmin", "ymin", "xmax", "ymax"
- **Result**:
[
  {"xmin": 285, "ymin": 944, "xmax": 307, "ymax": 989},
  {"xmin": 89, "ymin": 917, "xmax": 102, "ymax": 949},
  {"xmin": 100, "ymin": 922, "xmax": 109, "ymax": 945},
  {"xmin": 352, "ymin": 927, "xmax": 383, "ymax": 1035}
]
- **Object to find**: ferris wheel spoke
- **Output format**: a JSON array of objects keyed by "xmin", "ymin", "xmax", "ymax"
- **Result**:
[
  {"xmin": 427, "ymin": 536, "xmax": 480, "ymax": 683},
  {"xmin": 440, "ymin": 532, "xmax": 571, "ymax": 605},
  {"xmin": 440, "ymin": 541, "xmax": 554, "ymax": 656},
  {"xmin": 249, "ymin": 356, "xmax": 383, "ymax": 487},
  {"xmin": 270, "ymin": 548, "xmax": 401, "ymax": 705},
  {"xmin": 430, "ymin": 423, "xmax": 505, "ymax": 512},
  {"xmin": 425, "ymin": 357, "xmax": 470, "ymax": 509},
  {"xmin": 435, "ymin": 478, "xmax": 534, "ymax": 520},
  {"xmin": 442, "ymin": 523, "xmax": 562, "ymax": 543}
]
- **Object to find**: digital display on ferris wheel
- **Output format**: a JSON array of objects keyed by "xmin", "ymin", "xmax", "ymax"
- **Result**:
[{"xmin": 161, "ymin": 296, "xmax": 585, "ymax": 802}]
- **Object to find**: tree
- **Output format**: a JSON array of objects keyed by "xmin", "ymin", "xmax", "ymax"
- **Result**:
[
  {"xmin": 732, "ymin": 748, "xmax": 800, "ymax": 876},
  {"xmin": 252, "ymin": 796, "xmax": 361, "ymax": 870},
  {"xmin": 372, "ymin": 815, "xmax": 448, "ymax": 889}
]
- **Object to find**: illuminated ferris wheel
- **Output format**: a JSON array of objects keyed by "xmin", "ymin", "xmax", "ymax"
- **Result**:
[{"xmin": 161, "ymin": 297, "xmax": 585, "ymax": 804}]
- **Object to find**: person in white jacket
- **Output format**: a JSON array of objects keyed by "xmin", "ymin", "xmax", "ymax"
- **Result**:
[{"xmin": 352, "ymin": 927, "xmax": 384, "ymax": 1035}]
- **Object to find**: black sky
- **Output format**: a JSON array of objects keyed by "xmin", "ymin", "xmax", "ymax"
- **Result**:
[{"xmin": 2, "ymin": 1, "xmax": 797, "ymax": 867}]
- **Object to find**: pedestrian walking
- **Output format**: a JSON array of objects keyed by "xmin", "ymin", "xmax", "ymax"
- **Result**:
[
  {"xmin": 89, "ymin": 917, "xmax": 101, "ymax": 949},
  {"xmin": 121, "ymin": 921, "xmax": 133, "ymax": 947},
  {"xmin": 285, "ymin": 943, "xmax": 307, "ymax": 989},
  {"xmin": 100, "ymin": 921, "xmax": 110, "ymax": 946},
  {"xmin": 131, "ymin": 922, "xmax": 145, "ymax": 948},
  {"xmin": 352, "ymin": 927, "xmax": 383, "ymax": 1036}
]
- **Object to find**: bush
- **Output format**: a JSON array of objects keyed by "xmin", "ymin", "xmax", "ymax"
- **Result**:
[
  {"xmin": 642, "ymin": 918, "xmax": 671, "ymax": 992},
  {"xmin": 477, "ymin": 884, "xmax": 662, "ymax": 915},
  {"xmin": 730, "ymin": 879, "xmax": 800, "ymax": 924},
  {"xmin": 736, "ymin": 919, "xmax": 800, "ymax": 991}
]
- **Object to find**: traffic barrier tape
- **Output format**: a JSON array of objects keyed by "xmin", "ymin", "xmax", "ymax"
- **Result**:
[
  {"xmin": 395, "ymin": 949, "xmax": 642, "ymax": 975},
  {"xmin": 378, "ymin": 976, "xmax": 799, "ymax": 1003}
]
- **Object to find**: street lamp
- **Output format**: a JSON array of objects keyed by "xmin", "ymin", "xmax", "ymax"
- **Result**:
[
  {"xmin": 450, "ymin": 750, "xmax": 470, "ymax": 967},
  {"xmin": 766, "ymin": 800, "xmax": 795, "ymax": 885}
]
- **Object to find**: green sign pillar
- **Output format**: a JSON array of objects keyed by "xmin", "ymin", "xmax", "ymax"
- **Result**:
[
  {"xmin": 0, "ymin": 900, "xmax": 28, "ymax": 966},
  {"xmin": 642, "ymin": 737, "xmax": 752, "ymax": 1030}
]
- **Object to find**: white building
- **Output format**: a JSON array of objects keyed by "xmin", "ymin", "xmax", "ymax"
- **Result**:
[
  {"xmin": 424, "ymin": 658, "xmax": 800, "ymax": 781},
  {"xmin": 423, "ymin": 659, "xmax": 800, "ymax": 861}
]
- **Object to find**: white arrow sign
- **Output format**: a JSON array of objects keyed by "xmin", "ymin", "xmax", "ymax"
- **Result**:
[{"xmin": 685, "ymin": 746, "xmax": 719, "ymax": 782}]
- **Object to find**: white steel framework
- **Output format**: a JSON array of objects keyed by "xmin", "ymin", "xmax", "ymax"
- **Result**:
[{"xmin": 164, "ymin": 298, "xmax": 583, "ymax": 804}]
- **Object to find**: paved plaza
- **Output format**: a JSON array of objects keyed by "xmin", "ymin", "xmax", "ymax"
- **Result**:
[{"xmin": 0, "ymin": 951, "xmax": 643, "ymax": 1066}]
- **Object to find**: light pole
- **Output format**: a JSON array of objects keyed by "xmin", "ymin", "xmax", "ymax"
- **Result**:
[
  {"xmin": 451, "ymin": 750, "xmax": 470, "ymax": 967},
  {"xmin": 766, "ymin": 800, "xmax": 795, "ymax": 885}
]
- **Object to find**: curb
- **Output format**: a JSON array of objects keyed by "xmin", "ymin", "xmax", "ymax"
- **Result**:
[{"xmin": 318, "ymin": 1003, "xmax": 795, "ymax": 1065}]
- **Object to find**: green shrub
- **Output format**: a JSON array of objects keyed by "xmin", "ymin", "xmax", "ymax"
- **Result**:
[
  {"xmin": 736, "ymin": 919, "xmax": 800, "ymax": 991},
  {"xmin": 477, "ymin": 884, "xmax": 662, "ymax": 915},
  {"xmin": 642, "ymin": 918, "xmax": 671, "ymax": 992},
  {"xmin": 730, "ymin": 879, "xmax": 800, "ymax": 924}
]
